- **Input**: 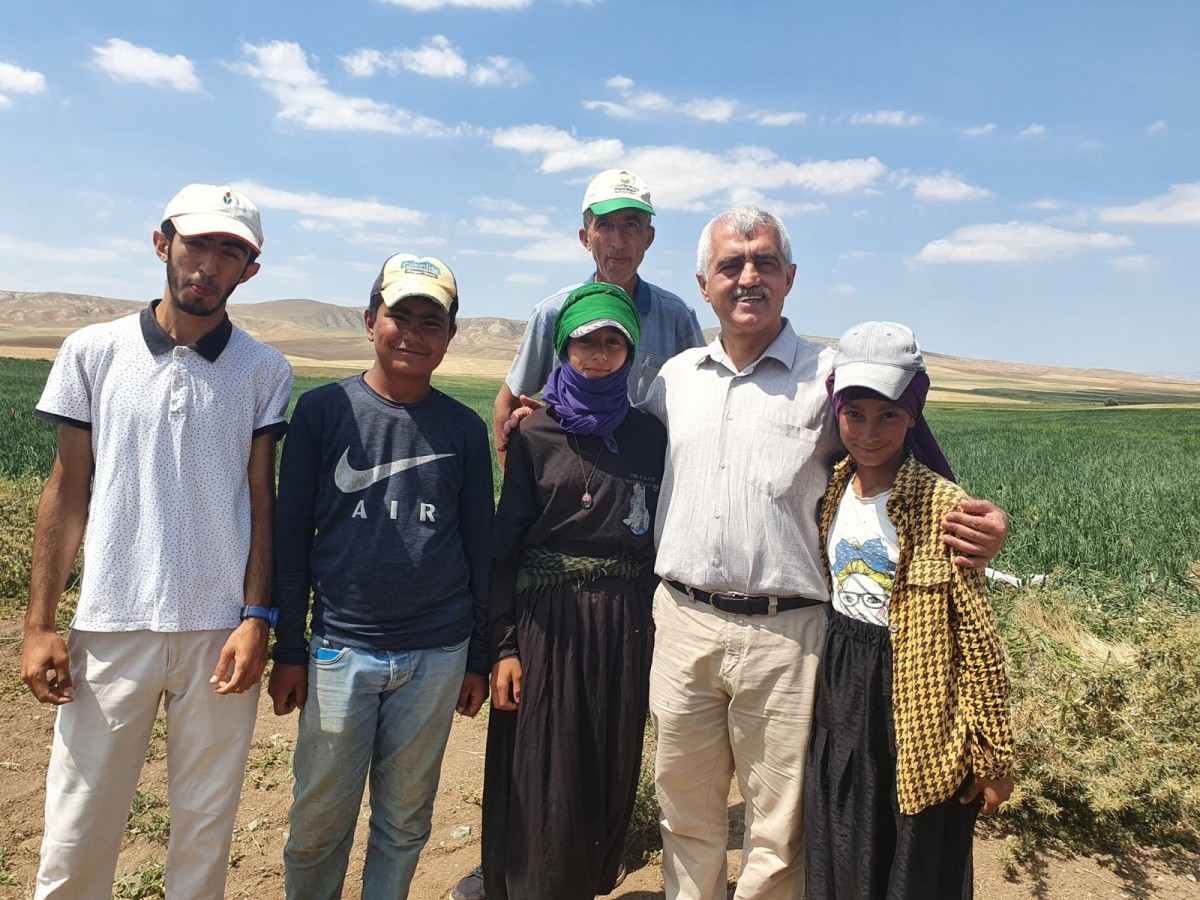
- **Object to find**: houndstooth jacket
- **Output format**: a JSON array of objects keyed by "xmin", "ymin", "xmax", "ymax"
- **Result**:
[{"xmin": 818, "ymin": 452, "xmax": 1015, "ymax": 815}]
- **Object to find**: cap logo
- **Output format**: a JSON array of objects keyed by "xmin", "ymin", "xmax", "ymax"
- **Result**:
[
  {"xmin": 222, "ymin": 191, "xmax": 233, "ymax": 206},
  {"xmin": 399, "ymin": 259, "xmax": 441, "ymax": 279}
]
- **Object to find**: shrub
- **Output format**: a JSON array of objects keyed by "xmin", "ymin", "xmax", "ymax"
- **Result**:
[{"xmin": 998, "ymin": 587, "xmax": 1200, "ymax": 854}]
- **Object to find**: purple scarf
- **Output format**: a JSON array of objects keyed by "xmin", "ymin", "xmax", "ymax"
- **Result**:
[
  {"xmin": 826, "ymin": 370, "xmax": 956, "ymax": 483},
  {"xmin": 543, "ymin": 358, "xmax": 632, "ymax": 454}
]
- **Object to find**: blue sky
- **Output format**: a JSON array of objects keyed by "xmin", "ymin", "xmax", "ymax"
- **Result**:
[{"xmin": 1, "ymin": 0, "xmax": 1197, "ymax": 375}]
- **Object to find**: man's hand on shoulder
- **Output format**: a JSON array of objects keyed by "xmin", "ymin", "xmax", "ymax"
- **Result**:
[
  {"xmin": 268, "ymin": 662, "xmax": 308, "ymax": 714},
  {"xmin": 496, "ymin": 396, "xmax": 542, "ymax": 453},
  {"xmin": 456, "ymin": 671, "xmax": 488, "ymax": 718},
  {"xmin": 20, "ymin": 628, "xmax": 74, "ymax": 705},
  {"xmin": 211, "ymin": 618, "xmax": 269, "ymax": 695},
  {"xmin": 943, "ymin": 498, "xmax": 1010, "ymax": 569}
]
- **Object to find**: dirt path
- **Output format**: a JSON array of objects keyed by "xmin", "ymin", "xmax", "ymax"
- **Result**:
[{"xmin": 0, "ymin": 616, "xmax": 1197, "ymax": 898}]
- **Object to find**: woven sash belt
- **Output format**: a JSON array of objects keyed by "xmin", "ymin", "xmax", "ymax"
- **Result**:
[{"xmin": 515, "ymin": 547, "xmax": 640, "ymax": 593}]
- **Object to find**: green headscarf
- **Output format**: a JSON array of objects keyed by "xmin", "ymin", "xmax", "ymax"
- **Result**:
[{"xmin": 553, "ymin": 282, "xmax": 641, "ymax": 360}]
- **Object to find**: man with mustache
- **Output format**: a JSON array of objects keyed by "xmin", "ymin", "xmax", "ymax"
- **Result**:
[
  {"xmin": 21, "ymin": 184, "xmax": 293, "ymax": 899},
  {"xmin": 641, "ymin": 206, "xmax": 1008, "ymax": 900}
]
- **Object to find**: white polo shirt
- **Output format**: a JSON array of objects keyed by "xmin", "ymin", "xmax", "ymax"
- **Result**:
[{"xmin": 36, "ymin": 302, "xmax": 293, "ymax": 632}]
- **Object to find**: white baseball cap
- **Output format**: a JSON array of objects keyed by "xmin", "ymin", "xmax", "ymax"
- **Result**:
[
  {"xmin": 581, "ymin": 169, "xmax": 655, "ymax": 217},
  {"xmin": 162, "ymin": 184, "xmax": 264, "ymax": 253}
]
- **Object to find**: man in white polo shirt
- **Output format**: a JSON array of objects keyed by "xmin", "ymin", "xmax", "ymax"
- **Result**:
[{"xmin": 21, "ymin": 183, "xmax": 293, "ymax": 899}]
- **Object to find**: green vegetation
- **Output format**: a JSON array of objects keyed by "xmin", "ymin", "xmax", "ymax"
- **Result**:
[
  {"xmin": 0, "ymin": 358, "xmax": 55, "ymax": 479},
  {"xmin": 125, "ymin": 790, "xmax": 170, "ymax": 844},
  {"xmin": 112, "ymin": 858, "xmax": 166, "ymax": 899},
  {"xmin": 2, "ymin": 357, "xmax": 1199, "ymax": 859},
  {"xmin": 929, "ymin": 405, "xmax": 1200, "ymax": 614}
]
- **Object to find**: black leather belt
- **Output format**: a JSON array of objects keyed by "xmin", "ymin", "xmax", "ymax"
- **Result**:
[{"xmin": 668, "ymin": 580, "xmax": 823, "ymax": 617}]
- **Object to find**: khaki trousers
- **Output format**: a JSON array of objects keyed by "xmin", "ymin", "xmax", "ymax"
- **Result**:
[
  {"xmin": 650, "ymin": 582, "xmax": 827, "ymax": 900},
  {"xmin": 35, "ymin": 630, "xmax": 259, "ymax": 900}
]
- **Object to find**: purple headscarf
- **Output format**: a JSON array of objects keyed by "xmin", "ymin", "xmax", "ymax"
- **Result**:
[
  {"xmin": 543, "ymin": 358, "xmax": 631, "ymax": 454},
  {"xmin": 826, "ymin": 370, "xmax": 956, "ymax": 483}
]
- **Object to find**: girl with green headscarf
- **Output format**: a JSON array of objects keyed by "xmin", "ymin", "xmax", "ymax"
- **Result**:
[{"xmin": 481, "ymin": 283, "xmax": 666, "ymax": 900}]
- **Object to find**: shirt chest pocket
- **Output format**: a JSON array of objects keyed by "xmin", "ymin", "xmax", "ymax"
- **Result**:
[
  {"xmin": 746, "ymin": 417, "xmax": 823, "ymax": 500},
  {"xmin": 904, "ymin": 554, "xmax": 955, "ymax": 588},
  {"xmin": 893, "ymin": 554, "xmax": 955, "ymax": 647}
]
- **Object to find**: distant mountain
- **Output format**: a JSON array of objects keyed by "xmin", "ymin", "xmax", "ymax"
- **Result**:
[{"xmin": 3, "ymin": 291, "xmax": 1200, "ymax": 404}]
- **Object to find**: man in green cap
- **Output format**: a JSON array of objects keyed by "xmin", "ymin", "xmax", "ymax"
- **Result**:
[{"xmin": 489, "ymin": 168, "xmax": 705, "ymax": 470}]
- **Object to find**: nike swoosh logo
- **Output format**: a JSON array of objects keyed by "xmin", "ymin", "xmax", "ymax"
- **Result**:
[{"xmin": 333, "ymin": 449, "xmax": 453, "ymax": 493}]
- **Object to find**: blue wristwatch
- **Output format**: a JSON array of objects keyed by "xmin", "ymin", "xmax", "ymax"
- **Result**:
[{"xmin": 240, "ymin": 605, "xmax": 279, "ymax": 629}]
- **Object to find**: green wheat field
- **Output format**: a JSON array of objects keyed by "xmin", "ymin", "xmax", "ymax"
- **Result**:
[{"xmin": 1, "ymin": 355, "xmax": 1199, "ymax": 861}]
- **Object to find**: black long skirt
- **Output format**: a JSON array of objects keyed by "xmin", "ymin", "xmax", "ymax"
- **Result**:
[
  {"xmin": 804, "ymin": 610, "xmax": 980, "ymax": 900},
  {"xmin": 481, "ymin": 574, "xmax": 653, "ymax": 900}
]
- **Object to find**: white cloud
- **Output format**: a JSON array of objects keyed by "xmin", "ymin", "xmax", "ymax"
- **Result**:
[
  {"xmin": 917, "ymin": 222, "xmax": 1129, "ymax": 263},
  {"xmin": 493, "ymin": 128, "xmax": 888, "ymax": 209},
  {"xmin": 398, "ymin": 35, "xmax": 468, "ymax": 79},
  {"xmin": 1019, "ymin": 123, "xmax": 1046, "ymax": 137},
  {"xmin": 347, "ymin": 232, "xmax": 446, "ymax": 249},
  {"xmin": 233, "ymin": 41, "xmax": 452, "ymax": 136},
  {"xmin": 341, "ymin": 37, "xmax": 529, "ymax": 87},
  {"xmin": 505, "ymin": 272, "xmax": 546, "ymax": 284},
  {"xmin": 474, "ymin": 214, "xmax": 555, "ymax": 238},
  {"xmin": 753, "ymin": 111, "xmax": 807, "ymax": 127},
  {"xmin": 0, "ymin": 234, "xmax": 124, "ymax": 264},
  {"xmin": 1110, "ymin": 254, "xmax": 1150, "ymax": 271},
  {"xmin": 838, "ymin": 250, "xmax": 873, "ymax": 260},
  {"xmin": 831, "ymin": 283, "xmax": 857, "ymax": 294},
  {"xmin": 296, "ymin": 219, "xmax": 339, "ymax": 232},
  {"xmin": 380, "ymin": 0, "xmax": 530, "ymax": 8},
  {"xmin": 511, "ymin": 236, "xmax": 589, "ymax": 263},
  {"xmin": 491, "ymin": 124, "xmax": 624, "ymax": 173},
  {"xmin": 681, "ymin": 97, "xmax": 738, "ymax": 122},
  {"xmin": 340, "ymin": 49, "xmax": 388, "ymax": 78},
  {"xmin": 585, "ymin": 76, "xmax": 799, "ymax": 127},
  {"xmin": 725, "ymin": 187, "xmax": 826, "ymax": 218},
  {"xmin": 234, "ymin": 181, "xmax": 426, "ymax": 226},
  {"xmin": 472, "ymin": 196, "xmax": 535, "ymax": 214},
  {"xmin": 1097, "ymin": 182, "xmax": 1200, "ymax": 225},
  {"xmin": 849, "ymin": 109, "xmax": 923, "ymax": 127},
  {"xmin": 1024, "ymin": 198, "xmax": 1067, "ymax": 211},
  {"xmin": 91, "ymin": 39, "xmax": 201, "ymax": 92},
  {"xmin": 961, "ymin": 123, "xmax": 997, "ymax": 137},
  {"xmin": 470, "ymin": 56, "xmax": 531, "ymax": 87},
  {"xmin": 1146, "ymin": 120, "xmax": 1167, "ymax": 135},
  {"xmin": 0, "ymin": 61, "xmax": 47, "ymax": 107},
  {"xmin": 585, "ymin": 76, "xmax": 735, "ymax": 123},
  {"xmin": 894, "ymin": 170, "xmax": 993, "ymax": 202}
]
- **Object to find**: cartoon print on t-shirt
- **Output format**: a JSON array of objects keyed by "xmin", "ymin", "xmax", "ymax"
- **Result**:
[{"xmin": 832, "ymin": 538, "xmax": 895, "ymax": 625}]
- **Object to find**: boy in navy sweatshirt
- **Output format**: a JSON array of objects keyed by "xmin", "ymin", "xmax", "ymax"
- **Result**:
[{"xmin": 269, "ymin": 254, "xmax": 493, "ymax": 899}]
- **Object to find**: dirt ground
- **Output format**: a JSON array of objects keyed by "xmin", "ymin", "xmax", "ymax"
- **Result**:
[{"xmin": 0, "ymin": 615, "xmax": 1197, "ymax": 899}]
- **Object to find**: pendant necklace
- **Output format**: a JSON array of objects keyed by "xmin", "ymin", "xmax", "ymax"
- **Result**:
[{"xmin": 569, "ymin": 434, "xmax": 604, "ymax": 509}]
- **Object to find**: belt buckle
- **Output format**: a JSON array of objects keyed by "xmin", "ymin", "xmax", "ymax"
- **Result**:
[{"xmin": 711, "ymin": 590, "xmax": 752, "ymax": 615}]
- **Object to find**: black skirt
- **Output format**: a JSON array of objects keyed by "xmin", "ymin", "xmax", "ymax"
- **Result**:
[
  {"xmin": 481, "ymin": 574, "xmax": 653, "ymax": 900},
  {"xmin": 804, "ymin": 610, "xmax": 979, "ymax": 900}
]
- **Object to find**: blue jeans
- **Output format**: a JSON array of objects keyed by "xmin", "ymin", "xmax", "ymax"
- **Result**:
[{"xmin": 284, "ymin": 635, "xmax": 469, "ymax": 900}]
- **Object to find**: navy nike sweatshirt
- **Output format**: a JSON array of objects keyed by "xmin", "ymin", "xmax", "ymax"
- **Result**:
[{"xmin": 272, "ymin": 375, "xmax": 493, "ymax": 674}]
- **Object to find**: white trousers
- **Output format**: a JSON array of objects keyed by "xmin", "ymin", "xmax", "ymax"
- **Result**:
[
  {"xmin": 35, "ymin": 630, "xmax": 260, "ymax": 900},
  {"xmin": 650, "ymin": 582, "xmax": 827, "ymax": 900}
]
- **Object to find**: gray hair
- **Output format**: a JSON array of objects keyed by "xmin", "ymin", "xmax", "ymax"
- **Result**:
[{"xmin": 696, "ymin": 205, "xmax": 792, "ymax": 276}]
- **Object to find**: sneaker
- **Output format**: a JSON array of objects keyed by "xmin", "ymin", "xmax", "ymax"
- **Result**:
[{"xmin": 450, "ymin": 864, "xmax": 486, "ymax": 900}]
